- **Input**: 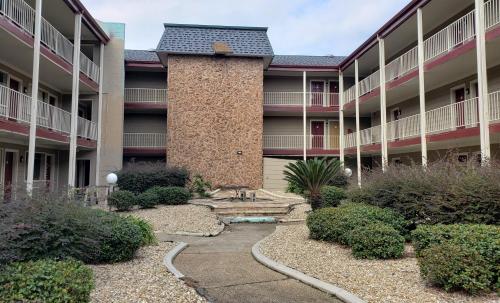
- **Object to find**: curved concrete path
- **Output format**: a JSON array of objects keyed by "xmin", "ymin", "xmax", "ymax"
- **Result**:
[{"xmin": 159, "ymin": 224, "xmax": 341, "ymax": 303}]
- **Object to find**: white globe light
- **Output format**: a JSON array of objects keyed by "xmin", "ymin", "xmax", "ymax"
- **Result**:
[
  {"xmin": 344, "ymin": 168, "xmax": 353, "ymax": 178},
  {"xmin": 106, "ymin": 173, "xmax": 118, "ymax": 185}
]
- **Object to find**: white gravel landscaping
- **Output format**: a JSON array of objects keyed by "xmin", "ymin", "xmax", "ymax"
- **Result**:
[
  {"xmin": 285, "ymin": 203, "xmax": 311, "ymax": 220},
  {"xmin": 129, "ymin": 205, "xmax": 223, "ymax": 235},
  {"xmin": 259, "ymin": 224, "xmax": 499, "ymax": 303},
  {"xmin": 90, "ymin": 242, "xmax": 206, "ymax": 303}
]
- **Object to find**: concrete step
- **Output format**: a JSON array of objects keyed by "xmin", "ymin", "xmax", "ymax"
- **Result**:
[{"xmin": 215, "ymin": 209, "xmax": 290, "ymax": 217}]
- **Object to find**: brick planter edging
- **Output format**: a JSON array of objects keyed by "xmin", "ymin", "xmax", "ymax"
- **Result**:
[
  {"xmin": 251, "ymin": 238, "xmax": 366, "ymax": 303},
  {"xmin": 163, "ymin": 242, "xmax": 188, "ymax": 280}
]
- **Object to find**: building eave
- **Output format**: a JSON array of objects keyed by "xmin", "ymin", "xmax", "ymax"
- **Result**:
[{"xmin": 63, "ymin": 0, "xmax": 110, "ymax": 44}]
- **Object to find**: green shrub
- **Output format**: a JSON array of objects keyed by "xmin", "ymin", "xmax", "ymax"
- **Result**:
[
  {"xmin": 117, "ymin": 162, "xmax": 189, "ymax": 194},
  {"xmin": 108, "ymin": 190, "xmax": 136, "ymax": 211},
  {"xmin": 350, "ymin": 222, "xmax": 405, "ymax": 259},
  {"xmin": 307, "ymin": 203, "xmax": 408, "ymax": 245},
  {"xmin": 190, "ymin": 175, "xmax": 212, "ymax": 198},
  {"xmin": 286, "ymin": 180, "xmax": 304, "ymax": 195},
  {"xmin": 151, "ymin": 186, "xmax": 191, "ymax": 205},
  {"xmin": 0, "ymin": 259, "xmax": 94, "ymax": 302},
  {"xmin": 320, "ymin": 186, "xmax": 346, "ymax": 208},
  {"xmin": 347, "ymin": 158, "xmax": 500, "ymax": 225},
  {"xmin": 137, "ymin": 190, "xmax": 159, "ymax": 209},
  {"xmin": 126, "ymin": 216, "xmax": 157, "ymax": 246},
  {"xmin": 328, "ymin": 173, "xmax": 349, "ymax": 189},
  {"xmin": 0, "ymin": 197, "xmax": 145, "ymax": 264},
  {"xmin": 418, "ymin": 243, "xmax": 495, "ymax": 294}
]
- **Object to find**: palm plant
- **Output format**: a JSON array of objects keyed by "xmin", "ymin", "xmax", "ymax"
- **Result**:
[{"xmin": 284, "ymin": 158, "xmax": 342, "ymax": 210}]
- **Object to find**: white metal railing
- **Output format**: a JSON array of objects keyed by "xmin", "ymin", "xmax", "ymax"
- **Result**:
[
  {"xmin": 0, "ymin": 84, "xmax": 31, "ymax": 123},
  {"xmin": 385, "ymin": 46, "xmax": 418, "ymax": 82},
  {"xmin": 387, "ymin": 114, "xmax": 421, "ymax": 141},
  {"xmin": 359, "ymin": 70, "xmax": 380, "ymax": 96},
  {"xmin": 360, "ymin": 125, "xmax": 381, "ymax": 146},
  {"xmin": 124, "ymin": 88, "xmax": 168, "ymax": 103},
  {"xmin": 77, "ymin": 117, "xmax": 97, "ymax": 140},
  {"xmin": 0, "ymin": 0, "xmax": 35, "ymax": 34},
  {"xmin": 427, "ymin": 97, "xmax": 479, "ymax": 134},
  {"xmin": 263, "ymin": 135, "xmax": 340, "ymax": 150},
  {"xmin": 424, "ymin": 10, "xmax": 476, "ymax": 62},
  {"xmin": 37, "ymin": 101, "xmax": 71, "ymax": 134},
  {"xmin": 80, "ymin": 52, "xmax": 99, "ymax": 83},
  {"xmin": 344, "ymin": 86, "xmax": 357, "ymax": 104},
  {"xmin": 123, "ymin": 133, "xmax": 166, "ymax": 148},
  {"xmin": 41, "ymin": 17, "xmax": 73, "ymax": 64},
  {"xmin": 344, "ymin": 132, "xmax": 357, "ymax": 149},
  {"xmin": 485, "ymin": 0, "xmax": 500, "ymax": 29},
  {"xmin": 263, "ymin": 92, "xmax": 339, "ymax": 107},
  {"xmin": 490, "ymin": 91, "xmax": 500, "ymax": 122}
]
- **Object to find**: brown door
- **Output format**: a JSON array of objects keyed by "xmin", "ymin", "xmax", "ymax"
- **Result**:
[
  {"xmin": 311, "ymin": 121, "xmax": 325, "ymax": 149},
  {"xmin": 4, "ymin": 152, "xmax": 14, "ymax": 200},
  {"xmin": 311, "ymin": 81, "xmax": 324, "ymax": 107},
  {"xmin": 329, "ymin": 83, "xmax": 339, "ymax": 107},
  {"xmin": 8, "ymin": 79, "xmax": 20, "ymax": 120},
  {"xmin": 329, "ymin": 121, "xmax": 339, "ymax": 149},
  {"xmin": 454, "ymin": 88, "xmax": 466, "ymax": 128}
]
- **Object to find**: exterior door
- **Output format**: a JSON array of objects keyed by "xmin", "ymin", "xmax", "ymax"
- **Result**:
[
  {"xmin": 8, "ymin": 79, "xmax": 20, "ymax": 121},
  {"xmin": 454, "ymin": 87, "xmax": 466, "ymax": 128},
  {"xmin": 311, "ymin": 121, "xmax": 325, "ymax": 149},
  {"xmin": 328, "ymin": 121, "xmax": 339, "ymax": 149},
  {"xmin": 310, "ymin": 81, "xmax": 324, "ymax": 107},
  {"xmin": 76, "ymin": 159, "xmax": 90, "ymax": 188},
  {"xmin": 4, "ymin": 151, "xmax": 14, "ymax": 200},
  {"xmin": 329, "ymin": 82, "xmax": 339, "ymax": 107}
]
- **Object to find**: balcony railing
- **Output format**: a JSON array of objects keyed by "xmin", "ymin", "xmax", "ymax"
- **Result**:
[
  {"xmin": 123, "ymin": 133, "xmax": 166, "ymax": 148},
  {"xmin": 263, "ymin": 135, "xmax": 340, "ymax": 150},
  {"xmin": 359, "ymin": 70, "xmax": 380, "ymax": 97},
  {"xmin": 37, "ymin": 100, "xmax": 71, "ymax": 134},
  {"xmin": 77, "ymin": 117, "xmax": 97, "ymax": 140},
  {"xmin": 490, "ymin": 91, "xmax": 500, "ymax": 122},
  {"xmin": 427, "ymin": 97, "xmax": 479, "ymax": 134},
  {"xmin": 387, "ymin": 114, "xmax": 421, "ymax": 142},
  {"xmin": 385, "ymin": 46, "xmax": 418, "ymax": 82},
  {"xmin": 360, "ymin": 125, "xmax": 381, "ymax": 146},
  {"xmin": 485, "ymin": 0, "xmax": 500, "ymax": 30},
  {"xmin": 344, "ymin": 86, "xmax": 357, "ymax": 104},
  {"xmin": 124, "ymin": 88, "xmax": 168, "ymax": 104},
  {"xmin": 0, "ymin": 0, "xmax": 100, "ymax": 83},
  {"xmin": 0, "ymin": 84, "xmax": 31, "ymax": 124},
  {"xmin": 345, "ymin": 133, "xmax": 357, "ymax": 149},
  {"xmin": 263, "ymin": 92, "xmax": 339, "ymax": 107}
]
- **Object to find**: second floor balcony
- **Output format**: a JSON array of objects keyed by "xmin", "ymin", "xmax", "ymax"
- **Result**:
[
  {"xmin": 124, "ymin": 88, "xmax": 168, "ymax": 110},
  {"xmin": 264, "ymin": 92, "xmax": 339, "ymax": 114},
  {"xmin": 123, "ymin": 132, "xmax": 166, "ymax": 155},
  {"xmin": 263, "ymin": 134, "xmax": 340, "ymax": 156}
]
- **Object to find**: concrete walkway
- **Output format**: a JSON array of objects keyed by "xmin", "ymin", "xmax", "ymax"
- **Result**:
[{"xmin": 159, "ymin": 224, "xmax": 342, "ymax": 303}]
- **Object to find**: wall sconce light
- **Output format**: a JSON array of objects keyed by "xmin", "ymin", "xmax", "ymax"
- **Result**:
[{"xmin": 236, "ymin": 151, "xmax": 243, "ymax": 155}]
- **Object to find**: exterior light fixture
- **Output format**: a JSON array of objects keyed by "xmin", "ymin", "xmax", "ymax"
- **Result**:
[
  {"xmin": 106, "ymin": 173, "xmax": 118, "ymax": 185},
  {"xmin": 344, "ymin": 168, "xmax": 353, "ymax": 178}
]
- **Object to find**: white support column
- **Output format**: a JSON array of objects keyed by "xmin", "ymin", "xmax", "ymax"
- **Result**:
[
  {"xmin": 68, "ymin": 13, "xmax": 82, "ymax": 188},
  {"xmin": 417, "ymin": 8, "xmax": 428, "ymax": 167},
  {"xmin": 378, "ymin": 37, "xmax": 388, "ymax": 171},
  {"xmin": 339, "ymin": 71, "xmax": 345, "ymax": 167},
  {"xmin": 26, "ymin": 0, "xmax": 42, "ymax": 193},
  {"xmin": 95, "ymin": 43, "xmax": 105, "ymax": 186},
  {"xmin": 355, "ymin": 60, "xmax": 361, "ymax": 187},
  {"xmin": 475, "ymin": 0, "xmax": 491, "ymax": 163},
  {"xmin": 303, "ymin": 71, "xmax": 307, "ymax": 161}
]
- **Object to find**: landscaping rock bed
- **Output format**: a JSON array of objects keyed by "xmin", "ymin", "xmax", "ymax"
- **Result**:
[
  {"xmin": 285, "ymin": 203, "xmax": 311, "ymax": 220},
  {"xmin": 129, "ymin": 205, "xmax": 223, "ymax": 235},
  {"xmin": 260, "ymin": 224, "xmax": 498, "ymax": 303},
  {"xmin": 90, "ymin": 242, "xmax": 206, "ymax": 303}
]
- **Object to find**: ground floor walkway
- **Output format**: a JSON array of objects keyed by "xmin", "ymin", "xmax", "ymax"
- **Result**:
[{"xmin": 159, "ymin": 224, "xmax": 341, "ymax": 303}]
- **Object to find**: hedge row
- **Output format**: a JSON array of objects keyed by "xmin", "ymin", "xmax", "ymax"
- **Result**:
[
  {"xmin": 108, "ymin": 187, "xmax": 191, "ymax": 211},
  {"xmin": 307, "ymin": 203, "xmax": 407, "ymax": 259}
]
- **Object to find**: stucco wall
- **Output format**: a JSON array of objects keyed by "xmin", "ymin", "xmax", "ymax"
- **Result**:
[{"xmin": 167, "ymin": 55, "xmax": 263, "ymax": 189}]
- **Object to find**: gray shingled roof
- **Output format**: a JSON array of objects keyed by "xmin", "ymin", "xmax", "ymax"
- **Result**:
[
  {"xmin": 271, "ymin": 55, "xmax": 345, "ymax": 67},
  {"xmin": 156, "ymin": 23, "xmax": 274, "ymax": 58},
  {"xmin": 124, "ymin": 49, "xmax": 160, "ymax": 62}
]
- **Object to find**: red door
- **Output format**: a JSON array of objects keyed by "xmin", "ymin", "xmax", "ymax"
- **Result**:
[
  {"xmin": 329, "ymin": 83, "xmax": 339, "ymax": 107},
  {"xmin": 8, "ymin": 79, "xmax": 20, "ymax": 121},
  {"xmin": 454, "ymin": 88, "xmax": 466, "ymax": 128},
  {"xmin": 4, "ymin": 152, "xmax": 14, "ymax": 200},
  {"xmin": 311, "ymin": 121, "xmax": 325, "ymax": 149},
  {"xmin": 311, "ymin": 81, "xmax": 324, "ymax": 107}
]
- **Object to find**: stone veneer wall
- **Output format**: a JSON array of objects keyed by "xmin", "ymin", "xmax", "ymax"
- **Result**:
[{"xmin": 167, "ymin": 55, "xmax": 264, "ymax": 189}]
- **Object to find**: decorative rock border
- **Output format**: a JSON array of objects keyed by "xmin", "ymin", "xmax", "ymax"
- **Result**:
[
  {"xmin": 252, "ymin": 238, "xmax": 366, "ymax": 303},
  {"xmin": 258, "ymin": 189, "xmax": 304, "ymax": 201},
  {"xmin": 163, "ymin": 242, "xmax": 189, "ymax": 280}
]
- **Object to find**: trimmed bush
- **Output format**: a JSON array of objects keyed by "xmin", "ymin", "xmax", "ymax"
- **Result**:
[
  {"xmin": 137, "ymin": 190, "xmax": 159, "ymax": 209},
  {"xmin": 307, "ymin": 203, "xmax": 408, "ymax": 245},
  {"xmin": 328, "ymin": 173, "xmax": 349, "ymax": 189},
  {"xmin": 347, "ymin": 158, "xmax": 500, "ymax": 225},
  {"xmin": 126, "ymin": 216, "xmax": 157, "ymax": 246},
  {"xmin": 320, "ymin": 186, "xmax": 346, "ymax": 208},
  {"xmin": 117, "ymin": 162, "xmax": 189, "ymax": 194},
  {"xmin": 108, "ymin": 190, "xmax": 136, "ymax": 211},
  {"xmin": 150, "ymin": 186, "xmax": 191, "ymax": 205},
  {"xmin": 0, "ymin": 197, "xmax": 145, "ymax": 264},
  {"xmin": 349, "ymin": 222, "xmax": 405, "ymax": 259},
  {"xmin": 418, "ymin": 243, "xmax": 495, "ymax": 294},
  {"xmin": 0, "ymin": 259, "xmax": 94, "ymax": 302}
]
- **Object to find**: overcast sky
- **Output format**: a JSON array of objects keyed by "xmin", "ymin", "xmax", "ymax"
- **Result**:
[{"xmin": 81, "ymin": 0, "xmax": 411, "ymax": 56}]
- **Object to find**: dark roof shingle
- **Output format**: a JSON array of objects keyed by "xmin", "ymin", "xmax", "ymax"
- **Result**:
[
  {"xmin": 271, "ymin": 55, "xmax": 345, "ymax": 67},
  {"xmin": 124, "ymin": 49, "xmax": 160, "ymax": 62},
  {"xmin": 156, "ymin": 23, "xmax": 274, "ymax": 58}
]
